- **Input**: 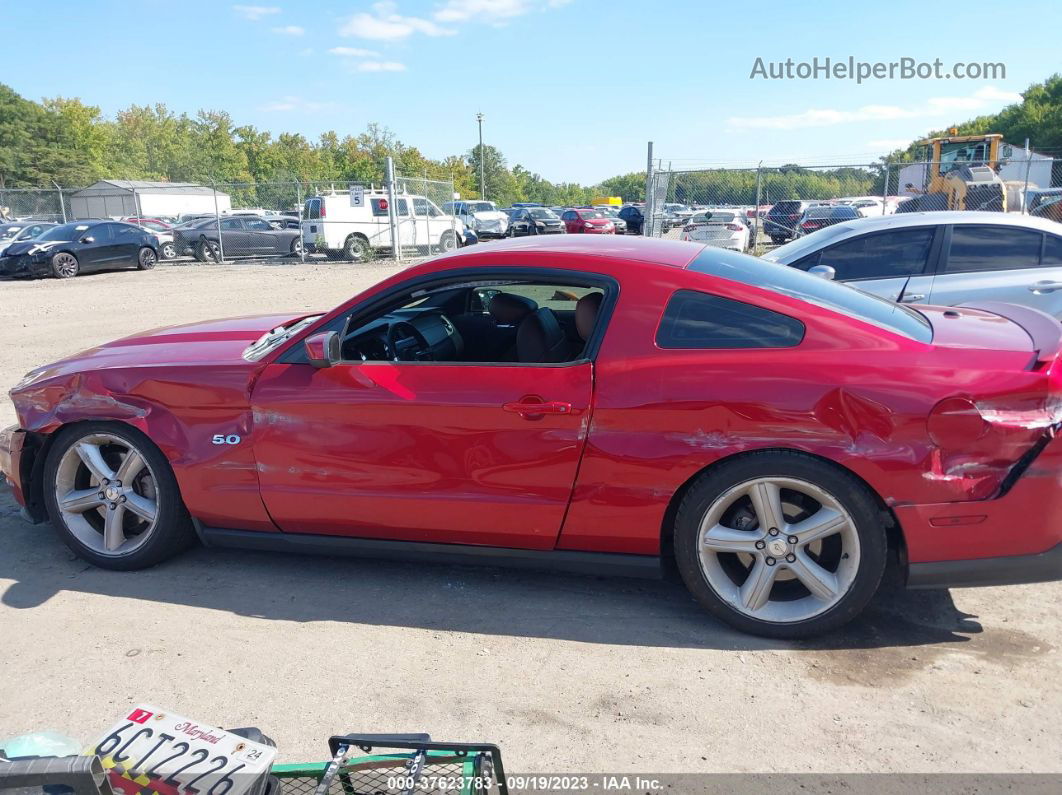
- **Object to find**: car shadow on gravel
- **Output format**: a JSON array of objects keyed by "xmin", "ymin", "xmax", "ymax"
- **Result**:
[{"xmin": 0, "ymin": 504, "xmax": 985, "ymax": 652}]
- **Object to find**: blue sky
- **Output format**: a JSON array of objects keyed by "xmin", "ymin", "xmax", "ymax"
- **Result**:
[{"xmin": 4, "ymin": 0, "xmax": 1060, "ymax": 184}]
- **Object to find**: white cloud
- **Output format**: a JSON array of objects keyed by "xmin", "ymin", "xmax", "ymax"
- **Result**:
[
  {"xmin": 728, "ymin": 85, "xmax": 1023, "ymax": 130},
  {"xmin": 868, "ymin": 139, "xmax": 916, "ymax": 151},
  {"xmin": 433, "ymin": 0, "xmax": 573, "ymax": 22},
  {"xmin": 272, "ymin": 25, "xmax": 304, "ymax": 35},
  {"xmin": 260, "ymin": 96, "xmax": 337, "ymax": 112},
  {"xmin": 328, "ymin": 46, "xmax": 382, "ymax": 57},
  {"xmin": 355, "ymin": 61, "xmax": 407, "ymax": 72},
  {"xmin": 233, "ymin": 5, "xmax": 281, "ymax": 21},
  {"xmin": 340, "ymin": 2, "xmax": 454, "ymax": 40}
]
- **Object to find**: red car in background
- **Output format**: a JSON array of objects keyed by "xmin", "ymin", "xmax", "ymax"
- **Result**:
[
  {"xmin": 2, "ymin": 236, "xmax": 1061, "ymax": 638},
  {"xmin": 560, "ymin": 208, "xmax": 615, "ymax": 234}
]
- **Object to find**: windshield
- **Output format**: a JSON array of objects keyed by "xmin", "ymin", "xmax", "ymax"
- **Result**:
[
  {"xmin": 689, "ymin": 248, "xmax": 932, "ymax": 343},
  {"xmin": 529, "ymin": 208, "xmax": 556, "ymax": 219},
  {"xmin": 38, "ymin": 223, "xmax": 91, "ymax": 241},
  {"xmin": 244, "ymin": 315, "xmax": 324, "ymax": 361},
  {"xmin": 578, "ymin": 210, "xmax": 604, "ymax": 219},
  {"xmin": 468, "ymin": 202, "xmax": 496, "ymax": 213},
  {"xmin": 705, "ymin": 212, "xmax": 738, "ymax": 223},
  {"xmin": 763, "ymin": 223, "xmax": 855, "ymax": 262}
]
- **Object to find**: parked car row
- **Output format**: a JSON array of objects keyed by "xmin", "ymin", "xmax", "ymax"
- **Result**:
[{"xmin": 0, "ymin": 219, "xmax": 160, "ymax": 278}]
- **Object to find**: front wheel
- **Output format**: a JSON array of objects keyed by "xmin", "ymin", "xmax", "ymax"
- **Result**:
[
  {"xmin": 673, "ymin": 452, "xmax": 887, "ymax": 639},
  {"xmin": 51, "ymin": 251, "xmax": 79, "ymax": 279},
  {"xmin": 160, "ymin": 241, "xmax": 177, "ymax": 260},
  {"xmin": 196, "ymin": 239, "xmax": 221, "ymax": 263},
  {"xmin": 42, "ymin": 423, "xmax": 195, "ymax": 570},
  {"xmin": 438, "ymin": 230, "xmax": 457, "ymax": 252},
  {"xmin": 290, "ymin": 238, "xmax": 304, "ymax": 258}
]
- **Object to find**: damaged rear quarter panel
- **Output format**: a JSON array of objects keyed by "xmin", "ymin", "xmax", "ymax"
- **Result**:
[{"xmin": 556, "ymin": 268, "xmax": 1056, "ymax": 555}]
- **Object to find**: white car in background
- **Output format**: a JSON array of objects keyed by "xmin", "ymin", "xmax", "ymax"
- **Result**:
[
  {"xmin": 0, "ymin": 221, "xmax": 56, "ymax": 256},
  {"xmin": 442, "ymin": 200, "xmax": 510, "ymax": 239},
  {"xmin": 763, "ymin": 211, "xmax": 1062, "ymax": 316},
  {"xmin": 303, "ymin": 190, "xmax": 465, "ymax": 259},
  {"xmin": 680, "ymin": 209, "xmax": 750, "ymax": 251}
]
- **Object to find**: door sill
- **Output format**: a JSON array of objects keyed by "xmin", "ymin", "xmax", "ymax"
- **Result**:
[{"xmin": 198, "ymin": 526, "xmax": 663, "ymax": 579}]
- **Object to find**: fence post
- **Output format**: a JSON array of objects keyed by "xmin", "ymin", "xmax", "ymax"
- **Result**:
[
  {"xmin": 753, "ymin": 163, "xmax": 763, "ymax": 250},
  {"xmin": 296, "ymin": 180, "xmax": 305, "ymax": 262},
  {"xmin": 1022, "ymin": 138, "xmax": 1032, "ymax": 213},
  {"xmin": 644, "ymin": 141, "xmax": 654, "ymax": 236},
  {"xmin": 386, "ymin": 157, "xmax": 401, "ymax": 263},
  {"xmin": 53, "ymin": 182, "xmax": 67, "ymax": 222},
  {"xmin": 881, "ymin": 162, "xmax": 890, "ymax": 215},
  {"xmin": 212, "ymin": 182, "xmax": 225, "ymax": 263}
]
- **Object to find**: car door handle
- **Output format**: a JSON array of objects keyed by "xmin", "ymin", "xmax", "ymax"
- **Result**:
[
  {"xmin": 899, "ymin": 293, "xmax": 925, "ymax": 303},
  {"xmin": 1029, "ymin": 280, "xmax": 1062, "ymax": 293},
  {"xmin": 503, "ymin": 399, "xmax": 572, "ymax": 416}
]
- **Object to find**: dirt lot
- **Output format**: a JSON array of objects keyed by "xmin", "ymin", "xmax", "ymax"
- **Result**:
[{"xmin": 0, "ymin": 260, "xmax": 1060, "ymax": 774}]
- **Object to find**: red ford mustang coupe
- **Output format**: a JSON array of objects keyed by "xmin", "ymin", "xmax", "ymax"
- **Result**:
[{"xmin": 3, "ymin": 236, "xmax": 1061, "ymax": 638}]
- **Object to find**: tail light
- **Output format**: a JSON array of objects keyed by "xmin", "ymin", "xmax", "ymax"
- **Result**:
[
  {"xmin": 320, "ymin": 203, "xmax": 326, "ymax": 218},
  {"xmin": 726, "ymin": 223, "xmax": 742, "ymax": 231},
  {"xmin": 802, "ymin": 221, "xmax": 817, "ymax": 229}
]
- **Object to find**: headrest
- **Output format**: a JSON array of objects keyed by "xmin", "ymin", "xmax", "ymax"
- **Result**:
[
  {"xmin": 489, "ymin": 292, "xmax": 538, "ymax": 325},
  {"xmin": 575, "ymin": 292, "xmax": 603, "ymax": 341}
]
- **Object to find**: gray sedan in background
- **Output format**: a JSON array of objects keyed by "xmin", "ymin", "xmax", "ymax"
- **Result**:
[{"xmin": 763, "ymin": 211, "xmax": 1062, "ymax": 317}]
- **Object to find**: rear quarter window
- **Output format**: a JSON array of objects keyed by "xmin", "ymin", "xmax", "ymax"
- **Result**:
[{"xmin": 656, "ymin": 290, "xmax": 805, "ymax": 349}]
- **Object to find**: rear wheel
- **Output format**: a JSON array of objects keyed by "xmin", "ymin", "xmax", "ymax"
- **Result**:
[
  {"xmin": 160, "ymin": 241, "xmax": 177, "ymax": 260},
  {"xmin": 342, "ymin": 234, "xmax": 371, "ymax": 261},
  {"xmin": 290, "ymin": 238, "xmax": 304, "ymax": 258},
  {"xmin": 50, "ymin": 252, "xmax": 79, "ymax": 279},
  {"xmin": 42, "ymin": 423, "xmax": 195, "ymax": 570},
  {"xmin": 137, "ymin": 247, "xmax": 157, "ymax": 270},
  {"xmin": 674, "ymin": 452, "xmax": 887, "ymax": 639},
  {"xmin": 439, "ymin": 230, "xmax": 457, "ymax": 252}
]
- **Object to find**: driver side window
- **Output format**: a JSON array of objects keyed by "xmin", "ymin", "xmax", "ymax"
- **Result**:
[{"xmin": 333, "ymin": 279, "xmax": 609, "ymax": 366}]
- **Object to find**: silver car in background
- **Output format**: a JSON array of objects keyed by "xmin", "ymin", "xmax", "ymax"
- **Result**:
[{"xmin": 763, "ymin": 211, "xmax": 1062, "ymax": 317}]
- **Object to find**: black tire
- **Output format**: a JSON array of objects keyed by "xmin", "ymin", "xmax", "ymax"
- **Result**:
[
  {"xmin": 50, "ymin": 251, "xmax": 80, "ymax": 279},
  {"xmin": 770, "ymin": 236, "xmax": 785, "ymax": 245},
  {"xmin": 439, "ymin": 230, "xmax": 457, "ymax": 252},
  {"xmin": 342, "ymin": 234, "xmax": 371, "ymax": 261},
  {"xmin": 196, "ymin": 239, "xmax": 221, "ymax": 263},
  {"xmin": 137, "ymin": 246, "xmax": 157, "ymax": 270},
  {"xmin": 42, "ymin": 422, "xmax": 196, "ymax": 571},
  {"xmin": 673, "ymin": 451, "xmax": 887, "ymax": 639}
]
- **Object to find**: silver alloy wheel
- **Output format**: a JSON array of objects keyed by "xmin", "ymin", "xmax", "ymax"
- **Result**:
[
  {"xmin": 52, "ymin": 252, "xmax": 78, "ymax": 278},
  {"xmin": 697, "ymin": 476, "xmax": 861, "ymax": 624},
  {"xmin": 139, "ymin": 248, "xmax": 156, "ymax": 268},
  {"xmin": 161, "ymin": 242, "xmax": 177, "ymax": 259},
  {"xmin": 53, "ymin": 433, "xmax": 159, "ymax": 557},
  {"xmin": 440, "ymin": 231, "xmax": 457, "ymax": 252},
  {"xmin": 292, "ymin": 238, "xmax": 304, "ymax": 256}
]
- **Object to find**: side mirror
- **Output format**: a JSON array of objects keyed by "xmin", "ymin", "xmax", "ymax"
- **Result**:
[
  {"xmin": 808, "ymin": 264, "xmax": 837, "ymax": 280},
  {"xmin": 304, "ymin": 331, "xmax": 341, "ymax": 368},
  {"xmin": 80, "ymin": 236, "xmax": 95, "ymax": 244}
]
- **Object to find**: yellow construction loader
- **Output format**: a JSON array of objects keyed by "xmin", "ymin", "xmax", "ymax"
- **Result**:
[{"xmin": 904, "ymin": 130, "xmax": 1024, "ymax": 212}]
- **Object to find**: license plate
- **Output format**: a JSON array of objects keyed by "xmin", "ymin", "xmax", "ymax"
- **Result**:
[{"xmin": 85, "ymin": 705, "xmax": 277, "ymax": 795}]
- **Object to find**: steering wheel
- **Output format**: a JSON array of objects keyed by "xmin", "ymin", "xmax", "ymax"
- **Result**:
[{"xmin": 386, "ymin": 321, "xmax": 431, "ymax": 361}]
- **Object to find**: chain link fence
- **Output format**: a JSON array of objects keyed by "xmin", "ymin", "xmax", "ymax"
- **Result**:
[
  {"xmin": 0, "ymin": 161, "xmax": 461, "ymax": 266},
  {"xmin": 644, "ymin": 148, "xmax": 1062, "ymax": 254}
]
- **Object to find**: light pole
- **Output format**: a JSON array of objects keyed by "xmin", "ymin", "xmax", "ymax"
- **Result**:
[{"xmin": 476, "ymin": 112, "xmax": 485, "ymax": 200}]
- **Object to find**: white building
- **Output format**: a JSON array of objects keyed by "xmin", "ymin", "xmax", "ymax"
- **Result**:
[{"xmin": 69, "ymin": 181, "xmax": 231, "ymax": 219}]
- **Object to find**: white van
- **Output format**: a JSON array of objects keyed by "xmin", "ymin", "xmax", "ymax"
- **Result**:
[
  {"xmin": 302, "ymin": 189, "xmax": 464, "ymax": 259},
  {"xmin": 441, "ymin": 200, "xmax": 510, "ymax": 239}
]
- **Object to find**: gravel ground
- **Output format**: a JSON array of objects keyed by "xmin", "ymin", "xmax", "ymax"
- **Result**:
[{"xmin": 0, "ymin": 260, "xmax": 1059, "ymax": 774}]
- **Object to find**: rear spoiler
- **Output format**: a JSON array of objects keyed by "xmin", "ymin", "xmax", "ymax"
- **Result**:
[{"xmin": 960, "ymin": 301, "xmax": 1062, "ymax": 368}]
